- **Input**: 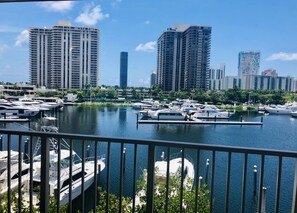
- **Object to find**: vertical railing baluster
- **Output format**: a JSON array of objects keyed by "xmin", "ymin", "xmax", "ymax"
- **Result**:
[
  {"xmin": 241, "ymin": 153, "xmax": 248, "ymax": 213},
  {"xmin": 69, "ymin": 139, "xmax": 73, "ymax": 213},
  {"xmin": 275, "ymin": 156, "xmax": 282, "ymax": 213},
  {"xmin": 210, "ymin": 151, "xmax": 216, "ymax": 213},
  {"xmin": 29, "ymin": 136, "xmax": 33, "ymax": 213},
  {"xmin": 194, "ymin": 149, "xmax": 200, "ymax": 212},
  {"xmin": 225, "ymin": 152, "xmax": 232, "ymax": 213},
  {"xmin": 81, "ymin": 141, "xmax": 85, "ymax": 213},
  {"xmin": 119, "ymin": 143, "xmax": 124, "ymax": 213},
  {"xmin": 7, "ymin": 134, "xmax": 11, "ymax": 213},
  {"xmin": 106, "ymin": 142, "xmax": 111, "ymax": 212},
  {"xmin": 18, "ymin": 135, "xmax": 22, "ymax": 213},
  {"xmin": 40, "ymin": 135, "xmax": 49, "ymax": 213},
  {"xmin": 165, "ymin": 146, "xmax": 170, "ymax": 213},
  {"xmin": 93, "ymin": 141, "xmax": 98, "ymax": 213},
  {"xmin": 132, "ymin": 144, "xmax": 138, "ymax": 212},
  {"xmin": 292, "ymin": 158, "xmax": 297, "ymax": 213},
  {"xmin": 258, "ymin": 154, "xmax": 265, "ymax": 212},
  {"xmin": 146, "ymin": 144, "xmax": 155, "ymax": 213},
  {"xmin": 57, "ymin": 138, "xmax": 61, "ymax": 213},
  {"xmin": 179, "ymin": 148, "xmax": 185, "ymax": 213}
]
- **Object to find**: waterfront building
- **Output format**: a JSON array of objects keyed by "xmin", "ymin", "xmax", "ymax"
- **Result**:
[
  {"xmin": 221, "ymin": 76, "xmax": 238, "ymax": 90},
  {"xmin": 262, "ymin": 68, "xmax": 277, "ymax": 77},
  {"xmin": 238, "ymin": 51, "xmax": 260, "ymax": 78},
  {"xmin": 150, "ymin": 70, "xmax": 157, "ymax": 88},
  {"xmin": 120, "ymin": 52, "xmax": 128, "ymax": 88},
  {"xmin": 240, "ymin": 74, "xmax": 294, "ymax": 91},
  {"xmin": 157, "ymin": 24, "xmax": 212, "ymax": 91},
  {"xmin": 209, "ymin": 64, "xmax": 225, "ymax": 90},
  {"xmin": 29, "ymin": 21, "xmax": 99, "ymax": 90}
]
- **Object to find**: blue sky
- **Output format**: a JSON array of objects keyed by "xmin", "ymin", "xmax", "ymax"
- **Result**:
[{"xmin": 0, "ymin": 0, "xmax": 297, "ymax": 87}]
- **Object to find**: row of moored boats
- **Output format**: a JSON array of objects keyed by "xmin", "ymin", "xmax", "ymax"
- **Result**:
[
  {"xmin": 133, "ymin": 99, "xmax": 234, "ymax": 121},
  {"xmin": 259, "ymin": 103, "xmax": 297, "ymax": 117},
  {"xmin": 0, "ymin": 96, "xmax": 64, "ymax": 119}
]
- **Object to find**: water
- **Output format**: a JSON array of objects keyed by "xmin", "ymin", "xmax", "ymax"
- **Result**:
[{"xmin": 1, "ymin": 106, "xmax": 297, "ymax": 212}]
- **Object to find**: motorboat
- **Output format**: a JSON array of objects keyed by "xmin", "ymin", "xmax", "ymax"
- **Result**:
[
  {"xmin": 0, "ymin": 103, "xmax": 40, "ymax": 117},
  {"xmin": 134, "ymin": 152, "xmax": 195, "ymax": 207},
  {"xmin": 131, "ymin": 102, "xmax": 151, "ymax": 109},
  {"xmin": 0, "ymin": 162, "xmax": 30, "ymax": 195},
  {"xmin": 291, "ymin": 111, "xmax": 297, "ymax": 117},
  {"xmin": 154, "ymin": 153, "xmax": 195, "ymax": 189},
  {"xmin": 191, "ymin": 105, "xmax": 232, "ymax": 119},
  {"xmin": 27, "ymin": 149, "xmax": 105, "ymax": 205},
  {"xmin": 0, "ymin": 150, "xmax": 20, "ymax": 168},
  {"xmin": 265, "ymin": 104, "xmax": 297, "ymax": 115},
  {"xmin": 149, "ymin": 109, "xmax": 187, "ymax": 120},
  {"xmin": 23, "ymin": 125, "xmax": 105, "ymax": 205},
  {"xmin": 0, "ymin": 151, "xmax": 31, "ymax": 195}
]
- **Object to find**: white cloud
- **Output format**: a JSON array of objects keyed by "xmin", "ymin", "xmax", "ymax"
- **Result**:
[
  {"xmin": 266, "ymin": 52, "xmax": 297, "ymax": 61},
  {"xmin": 39, "ymin": 1, "xmax": 74, "ymax": 12},
  {"xmin": 15, "ymin": 30, "xmax": 29, "ymax": 47},
  {"xmin": 135, "ymin": 41, "xmax": 156, "ymax": 52},
  {"xmin": 75, "ymin": 4, "xmax": 109, "ymax": 26},
  {"xmin": 144, "ymin": 20, "xmax": 150, "ymax": 25}
]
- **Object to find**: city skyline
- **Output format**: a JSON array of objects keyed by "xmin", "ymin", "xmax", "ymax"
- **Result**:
[{"xmin": 0, "ymin": 0, "xmax": 297, "ymax": 87}]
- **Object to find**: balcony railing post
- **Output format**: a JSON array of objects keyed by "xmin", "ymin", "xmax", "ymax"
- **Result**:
[
  {"xmin": 292, "ymin": 159, "xmax": 297, "ymax": 213},
  {"xmin": 40, "ymin": 135, "xmax": 49, "ymax": 213},
  {"xmin": 146, "ymin": 144, "xmax": 155, "ymax": 213}
]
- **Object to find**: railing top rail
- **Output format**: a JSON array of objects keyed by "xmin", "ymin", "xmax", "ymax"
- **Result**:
[{"xmin": 1, "ymin": 128, "xmax": 297, "ymax": 158}]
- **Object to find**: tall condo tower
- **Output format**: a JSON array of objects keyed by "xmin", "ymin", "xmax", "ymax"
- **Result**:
[
  {"xmin": 29, "ymin": 21, "xmax": 99, "ymax": 90},
  {"xmin": 238, "ymin": 51, "xmax": 260, "ymax": 78},
  {"xmin": 119, "ymin": 52, "xmax": 128, "ymax": 88},
  {"xmin": 157, "ymin": 24, "xmax": 212, "ymax": 91}
]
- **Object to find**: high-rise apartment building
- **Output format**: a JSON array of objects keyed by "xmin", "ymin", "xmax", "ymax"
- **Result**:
[
  {"xmin": 238, "ymin": 51, "xmax": 260, "ymax": 78},
  {"xmin": 150, "ymin": 70, "xmax": 157, "ymax": 87},
  {"xmin": 119, "ymin": 52, "xmax": 128, "ymax": 88},
  {"xmin": 157, "ymin": 24, "xmax": 211, "ymax": 91},
  {"xmin": 29, "ymin": 21, "xmax": 99, "ymax": 90}
]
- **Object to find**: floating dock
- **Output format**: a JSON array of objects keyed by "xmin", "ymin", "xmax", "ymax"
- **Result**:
[
  {"xmin": 0, "ymin": 118, "xmax": 29, "ymax": 122},
  {"xmin": 137, "ymin": 119, "xmax": 263, "ymax": 126}
]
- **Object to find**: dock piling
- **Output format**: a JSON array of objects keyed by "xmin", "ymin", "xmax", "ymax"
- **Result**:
[
  {"xmin": 123, "ymin": 147, "xmax": 126, "ymax": 173},
  {"xmin": 205, "ymin": 159, "xmax": 210, "ymax": 185},
  {"xmin": 0, "ymin": 135, "xmax": 2, "ymax": 151},
  {"xmin": 261, "ymin": 187, "xmax": 267, "ymax": 213},
  {"xmin": 24, "ymin": 139, "xmax": 29, "ymax": 161},
  {"xmin": 253, "ymin": 165, "xmax": 257, "ymax": 196},
  {"xmin": 198, "ymin": 176, "xmax": 203, "ymax": 188},
  {"xmin": 241, "ymin": 116, "xmax": 243, "ymax": 122}
]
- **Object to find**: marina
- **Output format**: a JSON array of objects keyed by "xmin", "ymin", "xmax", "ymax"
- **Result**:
[{"xmin": 0, "ymin": 105, "xmax": 297, "ymax": 212}]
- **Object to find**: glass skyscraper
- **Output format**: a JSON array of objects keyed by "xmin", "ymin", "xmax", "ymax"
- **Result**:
[
  {"xmin": 238, "ymin": 51, "xmax": 260, "ymax": 78},
  {"xmin": 119, "ymin": 52, "xmax": 128, "ymax": 88},
  {"xmin": 29, "ymin": 21, "xmax": 99, "ymax": 90},
  {"xmin": 157, "ymin": 24, "xmax": 212, "ymax": 91}
]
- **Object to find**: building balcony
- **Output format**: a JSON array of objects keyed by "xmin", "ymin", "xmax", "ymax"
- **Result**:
[{"xmin": 0, "ymin": 129, "xmax": 297, "ymax": 212}]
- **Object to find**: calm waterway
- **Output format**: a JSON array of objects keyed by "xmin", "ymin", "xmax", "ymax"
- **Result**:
[{"xmin": 2, "ymin": 106, "xmax": 297, "ymax": 212}]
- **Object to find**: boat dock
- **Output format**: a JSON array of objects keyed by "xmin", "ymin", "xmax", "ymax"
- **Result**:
[
  {"xmin": 0, "ymin": 118, "xmax": 29, "ymax": 122},
  {"xmin": 137, "ymin": 117, "xmax": 263, "ymax": 126}
]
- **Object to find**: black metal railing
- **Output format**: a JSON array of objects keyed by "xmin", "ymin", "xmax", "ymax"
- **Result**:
[{"xmin": 0, "ymin": 128, "xmax": 297, "ymax": 213}]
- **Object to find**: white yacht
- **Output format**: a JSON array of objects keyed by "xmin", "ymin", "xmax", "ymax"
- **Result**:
[
  {"xmin": 265, "ymin": 104, "xmax": 297, "ymax": 115},
  {"xmin": 191, "ymin": 105, "xmax": 232, "ymax": 119},
  {"xmin": 28, "ymin": 149, "xmax": 105, "ymax": 205},
  {"xmin": 0, "ymin": 151, "xmax": 30, "ymax": 195},
  {"xmin": 149, "ymin": 109, "xmax": 186, "ymax": 120},
  {"xmin": 23, "ymin": 126, "xmax": 105, "ymax": 205},
  {"xmin": 0, "ymin": 103, "xmax": 40, "ymax": 117},
  {"xmin": 291, "ymin": 111, "xmax": 297, "ymax": 117},
  {"xmin": 134, "ymin": 152, "xmax": 195, "ymax": 207}
]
